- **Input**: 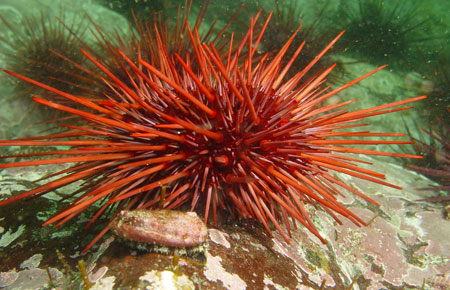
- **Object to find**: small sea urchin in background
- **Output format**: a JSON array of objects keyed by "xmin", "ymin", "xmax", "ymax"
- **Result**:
[
  {"xmin": 98, "ymin": 0, "xmax": 167, "ymax": 21},
  {"xmin": 337, "ymin": 0, "xmax": 436, "ymax": 69},
  {"xmin": 86, "ymin": 0, "xmax": 241, "ymax": 92},
  {"xmin": 408, "ymin": 116, "xmax": 450, "ymax": 203},
  {"xmin": 255, "ymin": 0, "xmax": 336, "ymax": 80},
  {"xmin": 0, "ymin": 8, "xmax": 90, "ymax": 99},
  {"xmin": 0, "ymin": 10, "xmax": 425, "ymax": 252}
]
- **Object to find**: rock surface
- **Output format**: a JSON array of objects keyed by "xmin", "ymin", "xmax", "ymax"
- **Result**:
[{"xmin": 0, "ymin": 158, "xmax": 449, "ymax": 289}]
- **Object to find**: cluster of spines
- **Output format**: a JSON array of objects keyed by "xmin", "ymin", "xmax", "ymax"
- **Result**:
[{"xmin": 0, "ymin": 10, "xmax": 425, "ymax": 252}]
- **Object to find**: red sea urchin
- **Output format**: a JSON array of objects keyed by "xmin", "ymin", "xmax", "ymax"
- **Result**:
[{"xmin": 0, "ymin": 11, "xmax": 425, "ymax": 253}]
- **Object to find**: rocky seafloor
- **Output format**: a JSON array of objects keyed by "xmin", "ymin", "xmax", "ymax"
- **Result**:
[{"xmin": 0, "ymin": 155, "xmax": 449, "ymax": 290}]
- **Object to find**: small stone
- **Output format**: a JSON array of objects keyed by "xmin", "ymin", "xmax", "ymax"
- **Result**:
[
  {"xmin": 208, "ymin": 229, "xmax": 230, "ymax": 248},
  {"xmin": 0, "ymin": 269, "xmax": 19, "ymax": 287},
  {"xmin": 90, "ymin": 276, "xmax": 116, "ymax": 290},
  {"xmin": 89, "ymin": 266, "xmax": 108, "ymax": 283},
  {"xmin": 6, "ymin": 269, "xmax": 48, "ymax": 289},
  {"xmin": 20, "ymin": 253, "xmax": 43, "ymax": 270},
  {"xmin": 48, "ymin": 267, "xmax": 64, "ymax": 282},
  {"xmin": 111, "ymin": 209, "xmax": 208, "ymax": 248},
  {"xmin": 0, "ymin": 225, "xmax": 25, "ymax": 247},
  {"xmin": 420, "ymin": 79, "xmax": 434, "ymax": 95},
  {"xmin": 139, "ymin": 270, "xmax": 195, "ymax": 290},
  {"xmin": 230, "ymin": 233, "xmax": 240, "ymax": 240}
]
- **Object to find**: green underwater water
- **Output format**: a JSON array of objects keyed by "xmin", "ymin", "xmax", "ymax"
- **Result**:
[
  {"xmin": 0, "ymin": 0, "xmax": 448, "ymax": 138},
  {"xmin": 0, "ymin": 0, "xmax": 448, "ymax": 289}
]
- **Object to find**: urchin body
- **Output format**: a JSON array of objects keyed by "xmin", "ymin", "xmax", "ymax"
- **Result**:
[{"xmin": 0, "ymin": 10, "xmax": 425, "ymax": 253}]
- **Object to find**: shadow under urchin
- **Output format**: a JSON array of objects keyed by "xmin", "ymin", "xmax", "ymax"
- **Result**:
[{"xmin": 0, "ymin": 8, "xmax": 426, "ymax": 253}]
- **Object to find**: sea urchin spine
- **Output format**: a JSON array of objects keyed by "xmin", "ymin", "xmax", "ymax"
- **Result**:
[{"xmin": 0, "ymin": 11, "xmax": 425, "ymax": 252}]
